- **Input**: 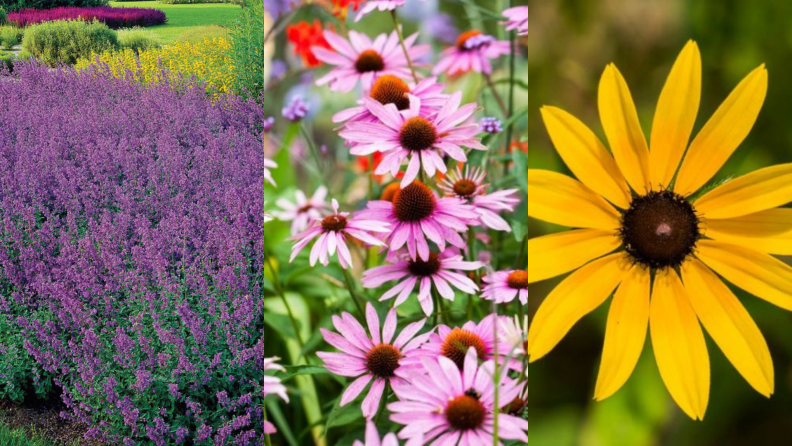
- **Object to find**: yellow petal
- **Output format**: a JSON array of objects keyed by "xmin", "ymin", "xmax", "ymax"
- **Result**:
[
  {"xmin": 675, "ymin": 65, "xmax": 768, "ymax": 196},
  {"xmin": 649, "ymin": 270, "xmax": 709, "ymax": 420},
  {"xmin": 706, "ymin": 208, "xmax": 792, "ymax": 255},
  {"xmin": 540, "ymin": 106, "xmax": 631, "ymax": 208},
  {"xmin": 527, "ymin": 229, "xmax": 620, "ymax": 283},
  {"xmin": 694, "ymin": 164, "xmax": 792, "ymax": 219},
  {"xmin": 528, "ymin": 169, "xmax": 622, "ymax": 229},
  {"xmin": 528, "ymin": 253, "xmax": 628, "ymax": 361},
  {"xmin": 598, "ymin": 64, "xmax": 651, "ymax": 194},
  {"xmin": 682, "ymin": 259, "xmax": 774, "ymax": 397},
  {"xmin": 696, "ymin": 239, "xmax": 792, "ymax": 311},
  {"xmin": 594, "ymin": 265, "xmax": 650, "ymax": 401},
  {"xmin": 649, "ymin": 40, "xmax": 701, "ymax": 189}
]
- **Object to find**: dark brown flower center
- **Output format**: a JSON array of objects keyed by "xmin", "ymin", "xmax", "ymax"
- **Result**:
[
  {"xmin": 620, "ymin": 190, "xmax": 700, "ymax": 269},
  {"xmin": 399, "ymin": 117, "xmax": 437, "ymax": 152},
  {"xmin": 503, "ymin": 397, "xmax": 526, "ymax": 416},
  {"xmin": 365, "ymin": 344, "xmax": 401, "ymax": 378},
  {"xmin": 441, "ymin": 328, "xmax": 486, "ymax": 369},
  {"xmin": 392, "ymin": 182, "xmax": 436, "ymax": 222},
  {"xmin": 453, "ymin": 179, "xmax": 477, "ymax": 197},
  {"xmin": 297, "ymin": 204, "xmax": 313, "ymax": 214},
  {"xmin": 370, "ymin": 75, "xmax": 410, "ymax": 110},
  {"xmin": 321, "ymin": 215, "xmax": 347, "ymax": 232},
  {"xmin": 355, "ymin": 49, "xmax": 385, "ymax": 73},
  {"xmin": 407, "ymin": 252, "xmax": 441, "ymax": 277},
  {"xmin": 456, "ymin": 30, "xmax": 483, "ymax": 51},
  {"xmin": 445, "ymin": 394, "xmax": 486, "ymax": 431},
  {"xmin": 380, "ymin": 182, "xmax": 401, "ymax": 202},
  {"xmin": 506, "ymin": 270, "xmax": 529, "ymax": 289}
]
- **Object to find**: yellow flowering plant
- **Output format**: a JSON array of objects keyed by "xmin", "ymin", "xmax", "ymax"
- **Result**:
[{"xmin": 75, "ymin": 37, "xmax": 235, "ymax": 99}]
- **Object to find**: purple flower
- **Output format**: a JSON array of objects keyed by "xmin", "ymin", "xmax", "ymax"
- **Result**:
[
  {"xmin": 480, "ymin": 116, "xmax": 503, "ymax": 133},
  {"xmin": 282, "ymin": 95, "xmax": 309, "ymax": 122}
]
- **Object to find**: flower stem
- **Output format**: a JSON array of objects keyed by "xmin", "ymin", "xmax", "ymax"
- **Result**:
[
  {"xmin": 484, "ymin": 73, "xmax": 509, "ymax": 117},
  {"xmin": 503, "ymin": 30, "xmax": 517, "ymax": 176},
  {"xmin": 342, "ymin": 268, "xmax": 366, "ymax": 317},
  {"xmin": 390, "ymin": 10, "xmax": 419, "ymax": 83},
  {"xmin": 263, "ymin": 245, "xmax": 306, "ymax": 351},
  {"xmin": 263, "ymin": 406, "xmax": 273, "ymax": 446},
  {"xmin": 432, "ymin": 288, "xmax": 446, "ymax": 325},
  {"xmin": 299, "ymin": 124, "xmax": 324, "ymax": 176},
  {"xmin": 374, "ymin": 381, "xmax": 390, "ymax": 424}
]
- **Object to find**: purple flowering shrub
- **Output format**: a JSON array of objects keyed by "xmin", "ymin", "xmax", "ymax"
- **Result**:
[
  {"xmin": 9, "ymin": 6, "xmax": 167, "ymax": 28},
  {"xmin": 0, "ymin": 61, "xmax": 266, "ymax": 445}
]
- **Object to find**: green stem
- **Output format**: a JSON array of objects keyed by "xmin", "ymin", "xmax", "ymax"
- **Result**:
[
  {"xmin": 390, "ymin": 10, "xmax": 419, "ymax": 83},
  {"xmin": 484, "ymin": 73, "xmax": 509, "ymax": 117},
  {"xmin": 504, "ymin": 30, "xmax": 517, "ymax": 176},
  {"xmin": 515, "ymin": 234, "xmax": 526, "ymax": 269},
  {"xmin": 263, "ymin": 244, "xmax": 306, "ymax": 351},
  {"xmin": 299, "ymin": 124, "xmax": 324, "ymax": 177},
  {"xmin": 433, "ymin": 288, "xmax": 446, "ymax": 325},
  {"xmin": 342, "ymin": 268, "xmax": 366, "ymax": 317},
  {"xmin": 373, "ymin": 381, "xmax": 390, "ymax": 424},
  {"xmin": 263, "ymin": 405, "xmax": 273, "ymax": 446}
]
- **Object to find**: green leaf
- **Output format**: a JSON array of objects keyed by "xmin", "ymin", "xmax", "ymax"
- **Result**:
[
  {"xmin": 279, "ymin": 365, "xmax": 330, "ymax": 383},
  {"xmin": 266, "ymin": 400, "xmax": 299, "ymax": 446},
  {"xmin": 263, "ymin": 312, "xmax": 299, "ymax": 340},
  {"xmin": 512, "ymin": 149, "xmax": 528, "ymax": 193},
  {"xmin": 512, "ymin": 219, "xmax": 527, "ymax": 242}
]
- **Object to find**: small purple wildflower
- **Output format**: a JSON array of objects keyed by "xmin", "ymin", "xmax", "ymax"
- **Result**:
[
  {"xmin": 480, "ymin": 116, "xmax": 503, "ymax": 134},
  {"xmin": 282, "ymin": 95, "xmax": 309, "ymax": 122}
]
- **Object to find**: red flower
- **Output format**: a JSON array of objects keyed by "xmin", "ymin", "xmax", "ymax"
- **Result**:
[{"xmin": 286, "ymin": 20, "xmax": 332, "ymax": 68}]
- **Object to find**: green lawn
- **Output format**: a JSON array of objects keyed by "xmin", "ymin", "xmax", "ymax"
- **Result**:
[
  {"xmin": 0, "ymin": 423, "xmax": 60, "ymax": 446},
  {"xmin": 109, "ymin": 1, "xmax": 241, "ymax": 44}
]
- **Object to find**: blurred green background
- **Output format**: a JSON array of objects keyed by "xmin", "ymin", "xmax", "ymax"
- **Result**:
[{"xmin": 529, "ymin": 0, "xmax": 792, "ymax": 445}]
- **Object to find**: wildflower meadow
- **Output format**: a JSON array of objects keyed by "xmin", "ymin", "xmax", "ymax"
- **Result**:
[{"xmin": 262, "ymin": 1, "xmax": 528, "ymax": 445}]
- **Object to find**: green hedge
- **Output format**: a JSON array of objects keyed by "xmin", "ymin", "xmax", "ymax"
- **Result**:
[
  {"xmin": 0, "ymin": 0, "xmax": 108, "ymax": 12},
  {"xmin": 22, "ymin": 19, "xmax": 118, "ymax": 66}
]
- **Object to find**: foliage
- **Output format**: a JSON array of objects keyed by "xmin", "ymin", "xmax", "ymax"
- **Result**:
[
  {"xmin": 117, "ymin": 26, "xmax": 161, "ymax": 50},
  {"xmin": 0, "ymin": 25, "xmax": 22, "ymax": 49},
  {"xmin": 75, "ymin": 36, "xmax": 234, "ymax": 97},
  {"xmin": 9, "ymin": 5, "xmax": 166, "ymax": 28},
  {"xmin": 0, "ymin": 49, "xmax": 12, "ymax": 69},
  {"xmin": 174, "ymin": 24, "xmax": 227, "ymax": 43},
  {"xmin": 0, "ymin": 0, "xmax": 109, "ymax": 13},
  {"xmin": 0, "ymin": 61, "xmax": 267, "ymax": 445},
  {"xmin": 227, "ymin": 0, "xmax": 263, "ymax": 98},
  {"xmin": 0, "ymin": 6, "xmax": 7, "ymax": 24},
  {"xmin": 0, "ymin": 423, "xmax": 67, "ymax": 446},
  {"xmin": 21, "ymin": 19, "xmax": 119, "ymax": 66}
]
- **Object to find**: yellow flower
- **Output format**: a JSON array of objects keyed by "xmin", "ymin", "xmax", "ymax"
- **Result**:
[{"xmin": 527, "ymin": 41, "xmax": 778, "ymax": 420}]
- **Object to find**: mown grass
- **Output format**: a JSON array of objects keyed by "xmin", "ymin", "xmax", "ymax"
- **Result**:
[{"xmin": 109, "ymin": 1, "xmax": 241, "ymax": 44}]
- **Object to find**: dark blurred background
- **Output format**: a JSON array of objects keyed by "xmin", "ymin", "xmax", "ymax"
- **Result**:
[{"xmin": 528, "ymin": 1, "xmax": 792, "ymax": 444}]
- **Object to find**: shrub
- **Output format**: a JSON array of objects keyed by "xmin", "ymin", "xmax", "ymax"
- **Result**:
[
  {"xmin": 175, "ymin": 25, "xmax": 228, "ymax": 44},
  {"xmin": 9, "ymin": 6, "xmax": 167, "ymax": 28},
  {"xmin": 228, "ymin": 0, "xmax": 264, "ymax": 98},
  {"xmin": 0, "ymin": 7, "xmax": 7, "ymax": 25},
  {"xmin": 117, "ymin": 26, "xmax": 160, "ymax": 52},
  {"xmin": 0, "ymin": 50, "xmax": 12, "ymax": 70},
  {"xmin": 22, "ymin": 19, "xmax": 118, "ymax": 66},
  {"xmin": 0, "ymin": 25, "xmax": 22, "ymax": 49},
  {"xmin": 76, "ymin": 37, "xmax": 234, "ymax": 97},
  {"xmin": 0, "ymin": 60, "xmax": 267, "ymax": 445},
  {"xmin": 0, "ymin": 1, "xmax": 109, "ymax": 13}
]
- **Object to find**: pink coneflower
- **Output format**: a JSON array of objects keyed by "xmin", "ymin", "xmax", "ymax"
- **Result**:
[
  {"xmin": 353, "ymin": 421, "xmax": 423, "ymax": 446},
  {"xmin": 263, "ymin": 357, "xmax": 288, "ymax": 434},
  {"xmin": 420, "ymin": 314, "xmax": 517, "ymax": 370},
  {"xmin": 313, "ymin": 30, "xmax": 430, "ymax": 93},
  {"xmin": 340, "ymin": 93, "xmax": 485, "ymax": 187},
  {"xmin": 502, "ymin": 6, "xmax": 528, "ymax": 36},
  {"xmin": 264, "ymin": 158, "xmax": 278, "ymax": 187},
  {"xmin": 438, "ymin": 166, "xmax": 520, "ymax": 232},
  {"xmin": 388, "ymin": 348, "xmax": 529, "ymax": 445},
  {"xmin": 499, "ymin": 314, "xmax": 528, "ymax": 361},
  {"xmin": 273, "ymin": 186, "xmax": 330, "ymax": 235},
  {"xmin": 290, "ymin": 199, "xmax": 390, "ymax": 268},
  {"xmin": 359, "ymin": 181, "xmax": 478, "ymax": 261},
  {"xmin": 362, "ymin": 249, "xmax": 482, "ymax": 316},
  {"xmin": 432, "ymin": 30, "xmax": 510, "ymax": 76},
  {"xmin": 317, "ymin": 303, "xmax": 430, "ymax": 419},
  {"xmin": 333, "ymin": 75, "xmax": 447, "ymax": 126},
  {"xmin": 354, "ymin": 0, "xmax": 404, "ymax": 22},
  {"xmin": 481, "ymin": 270, "xmax": 528, "ymax": 305}
]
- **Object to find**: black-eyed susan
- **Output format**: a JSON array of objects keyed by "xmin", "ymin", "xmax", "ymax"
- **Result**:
[{"xmin": 527, "ymin": 41, "xmax": 784, "ymax": 420}]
